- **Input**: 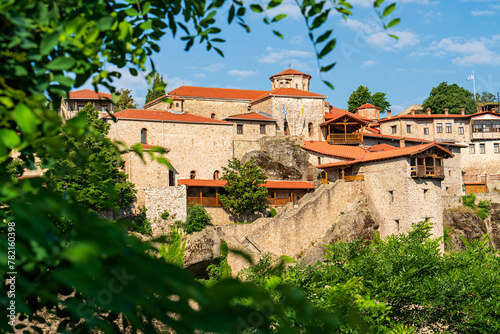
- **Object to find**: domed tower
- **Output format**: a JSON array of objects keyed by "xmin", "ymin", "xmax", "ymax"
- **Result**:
[{"xmin": 269, "ymin": 69, "xmax": 312, "ymax": 91}]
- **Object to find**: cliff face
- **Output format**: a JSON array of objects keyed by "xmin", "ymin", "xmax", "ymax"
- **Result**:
[{"xmin": 443, "ymin": 203, "xmax": 500, "ymax": 251}]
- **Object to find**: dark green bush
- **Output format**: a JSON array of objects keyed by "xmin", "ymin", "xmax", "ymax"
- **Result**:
[
  {"xmin": 132, "ymin": 205, "xmax": 152, "ymax": 236},
  {"xmin": 462, "ymin": 193, "xmax": 476, "ymax": 209},
  {"xmin": 160, "ymin": 211, "xmax": 170, "ymax": 220},
  {"xmin": 184, "ymin": 204, "xmax": 212, "ymax": 234},
  {"xmin": 268, "ymin": 208, "xmax": 277, "ymax": 217}
]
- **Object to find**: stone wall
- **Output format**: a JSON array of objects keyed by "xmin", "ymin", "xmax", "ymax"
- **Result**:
[
  {"xmin": 233, "ymin": 139, "xmax": 262, "ymax": 160},
  {"xmin": 107, "ymin": 118, "xmax": 234, "ymax": 183},
  {"xmin": 461, "ymin": 141, "xmax": 500, "ymax": 175},
  {"xmin": 145, "ymin": 185, "xmax": 187, "ymax": 235},
  {"xmin": 232, "ymin": 120, "xmax": 277, "ymax": 140}
]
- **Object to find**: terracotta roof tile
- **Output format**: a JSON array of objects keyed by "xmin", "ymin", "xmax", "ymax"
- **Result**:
[
  {"xmin": 377, "ymin": 111, "xmax": 500, "ymax": 123},
  {"xmin": 302, "ymin": 141, "xmax": 365, "ymax": 160},
  {"xmin": 251, "ymin": 88, "xmax": 325, "ymax": 103},
  {"xmin": 104, "ymin": 109, "xmax": 233, "ymax": 125},
  {"xmin": 269, "ymin": 69, "xmax": 311, "ymax": 79},
  {"xmin": 177, "ymin": 179, "xmax": 314, "ymax": 189},
  {"xmin": 363, "ymin": 133, "xmax": 467, "ymax": 147},
  {"xmin": 356, "ymin": 103, "xmax": 379, "ymax": 110},
  {"xmin": 68, "ymin": 89, "xmax": 112, "ymax": 99},
  {"xmin": 328, "ymin": 106, "xmax": 348, "ymax": 115},
  {"xmin": 169, "ymin": 86, "xmax": 267, "ymax": 100},
  {"xmin": 320, "ymin": 111, "xmax": 371, "ymax": 126},
  {"xmin": 367, "ymin": 144, "xmax": 398, "ymax": 152},
  {"xmin": 225, "ymin": 112, "xmax": 277, "ymax": 122}
]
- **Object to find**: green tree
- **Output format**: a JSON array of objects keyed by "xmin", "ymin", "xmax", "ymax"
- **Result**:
[
  {"xmin": 219, "ymin": 158, "xmax": 268, "ymax": 217},
  {"xmin": 46, "ymin": 103, "xmax": 136, "ymax": 213},
  {"xmin": 183, "ymin": 204, "xmax": 213, "ymax": 234},
  {"xmin": 115, "ymin": 88, "xmax": 138, "ymax": 111},
  {"xmin": 347, "ymin": 85, "xmax": 391, "ymax": 114},
  {"xmin": 476, "ymin": 91, "xmax": 496, "ymax": 103},
  {"xmin": 145, "ymin": 73, "xmax": 167, "ymax": 103},
  {"xmin": 0, "ymin": 0, "xmax": 400, "ymax": 332},
  {"xmin": 422, "ymin": 82, "xmax": 477, "ymax": 114}
]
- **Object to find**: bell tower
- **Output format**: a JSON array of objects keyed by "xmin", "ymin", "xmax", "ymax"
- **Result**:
[{"xmin": 269, "ymin": 69, "xmax": 311, "ymax": 91}]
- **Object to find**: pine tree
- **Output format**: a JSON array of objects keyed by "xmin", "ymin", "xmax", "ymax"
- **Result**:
[
  {"xmin": 46, "ymin": 103, "xmax": 136, "ymax": 213},
  {"xmin": 145, "ymin": 73, "xmax": 167, "ymax": 103},
  {"xmin": 347, "ymin": 85, "xmax": 372, "ymax": 113},
  {"xmin": 115, "ymin": 88, "xmax": 138, "ymax": 111}
]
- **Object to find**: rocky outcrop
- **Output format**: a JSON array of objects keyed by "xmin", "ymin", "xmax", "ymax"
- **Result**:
[
  {"xmin": 443, "ymin": 202, "xmax": 500, "ymax": 251},
  {"xmin": 241, "ymin": 137, "xmax": 316, "ymax": 180},
  {"xmin": 300, "ymin": 194, "xmax": 380, "ymax": 265},
  {"xmin": 183, "ymin": 228, "xmax": 221, "ymax": 277}
]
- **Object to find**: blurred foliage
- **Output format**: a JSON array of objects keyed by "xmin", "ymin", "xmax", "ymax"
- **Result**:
[
  {"xmin": 145, "ymin": 73, "xmax": 167, "ymax": 104},
  {"xmin": 0, "ymin": 0, "xmax": 399, "ymax": 332},
  {"xmin": 159, "ymin": 225, "xmax": 186, "ymax": 267},
  {"xmin": 115, "ymin": 88, "xmax": 138, "ymax": 111}
]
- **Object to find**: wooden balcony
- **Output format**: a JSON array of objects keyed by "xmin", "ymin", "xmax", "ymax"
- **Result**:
[
  {"xmin": 327, "ymin": 133, "xmax": 363, "ymax": 144},
  {"xmin": 187, "ymin": 196, "xmax": 220, "ymax": 207},
  {"xmin": 411, "ymin": 166, "xmax": 444, "ymax": 179},
  {"xmin": 344, "ymin": 175, "xmax": 365, "ymax": 182}
]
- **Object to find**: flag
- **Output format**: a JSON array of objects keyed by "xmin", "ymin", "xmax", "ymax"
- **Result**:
[
  {"xmin": 467, "ymin": 74, "xmax": 474, "ymax": 81},
  {"xmin": 301, "ymin": 104, "xmax": 304, "ymax": 114},
  {"xmin": 282, "ymin": 104, "xmax": 287, "ymax": 116}
]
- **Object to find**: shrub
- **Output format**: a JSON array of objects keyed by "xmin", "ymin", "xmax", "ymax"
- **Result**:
[
  {"xmin": 462, "ymin": 193, "xmax": 476, "ymax": 209},
  {"xmin": 159, "ymin": 226, "xmax": 186, "ymax": 267},
  {"xmin": 477, "ymin": 200, "xmax": 491, "ymax": 219},
  {"xmin": 161, "ymin": 211, "xmax": 170, "ymax": 220},
  {"xmin": 133, "ymin": 206, "xmax": 152, "ymax": 236},
  {"xmin": 268, "ymin": 208, "xmax": 277, "ymax": 217},
  {"xmin": 206, "ymin": 241, "xmax": 232, "ymax": 285},
  {"xmin": 184, "ymin": 204, "xmax": 212, "ymax": 234}
]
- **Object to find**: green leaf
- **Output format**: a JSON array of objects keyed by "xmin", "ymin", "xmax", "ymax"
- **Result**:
[
  {"xmin": 316, "ymin": 29, "xmax": 332, "ymax": 44},
  {"xmin": 373, "ymin": 0, "xmax": 384, "ymax": 8},
  {"xmin": 267, "ymin": 0, "xmax": 282, "ymax": 10},
  {"xmin": 389, "ymin": 34, "xmax": 399, "ymax": 40},
  {"xmin": 271, "ymin": 14, "xmax": 287, "ymax": 23},
  {"xmin": 46, "ymin": 56, "xmax": 76, "ymax": 71},
  {"xmin": 39, "ymin": 32, "xmax": 59, "ymax": 56},
  {"xmin": 272, "ymin": 30, "xmax": 283, "ymax": 39},
  {"xmin": 249, "ymin": 4, "xmax": 263, "ymax": 13},
  {"xmin": 320, "ymin": 62, "xmax": 336, "ymax": 72},
  {"xmin": 323, "ymin": 80, "xmax": 334, "ymax": 90},
  {"xmin": 382, "ymin": 3, "xmax": 396, "ymax": 17},
  {"xmin": 387, "ymin": 18, "xmax": 400, "ymax": 28},
  {"xmin": 16, "ymin": 103, "xmax": 40, "ymax": 135},
  {"xmin": 280, "ymin": 255, "xmax": 297, "ymax": 263},
  {"xmin": 129, "ymin": 67, "xmax": 138, "ymax": 76},
  {"xmin": 319, "ymin": 38, "xmax": 336, "ymax": 58},
  {"xmin": 214, "ymin": 47, "xmax": 224, "ymax": 57},
  {"xmin": 0, "ymin": 129, "xmax": 21, "ymax": 148}
]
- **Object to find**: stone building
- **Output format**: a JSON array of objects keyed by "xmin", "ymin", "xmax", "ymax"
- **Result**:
[
  {"xmin": 59, "ymin": 89, "xmax": 114, "ymax": 120},
  {"xmin": 378, "ymin": 108, "xmax": 500, "ymax": 192}
]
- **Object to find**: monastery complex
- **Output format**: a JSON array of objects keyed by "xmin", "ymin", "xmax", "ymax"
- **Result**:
[{"xmin": 61, "ymin": 69, "xmax": 500, "ymax": 246}]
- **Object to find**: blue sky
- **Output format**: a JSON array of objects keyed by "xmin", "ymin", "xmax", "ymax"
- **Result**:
[{"xmin": 98, "ymin": 0, "xmax": 500, "ymax": 114}]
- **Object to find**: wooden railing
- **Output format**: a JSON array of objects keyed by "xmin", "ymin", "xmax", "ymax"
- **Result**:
[
  {"xmin": 267, "ymin": 198, "xmax": 290, "ymax": 207},
  {"xmin": 327, "ymin": 133, "xmax": 363, "ymax": 144},
  {"xmin": 344, "ymin": 175, "xmax": 364, "ymax": 182},
  {"xmin": 187, "ymin": 197, "xmax": 220, "ymax": 207},
  {"xmin": 412, "ymin": 165, "xmax": 444, "ymax": 179}
]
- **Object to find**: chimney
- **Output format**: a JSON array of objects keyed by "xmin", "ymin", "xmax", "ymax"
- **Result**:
[
  {"xmin": 461, "ymin": 108, "xmax": 465, "ymax": 116},
  {"xmin": 399, "ymin": 138, "xmax": 405, "ymax": 148},
  {"xmin": 411, "ymin": 109, "xmax": 415, "ymax": 116},
  {"xmin": 444, "ymin": 108, "xmax": 449, "ymax": 116},
  {"xmin": 427, "ymin": 108, "xmax": 431, "ymax": 116},
  {"xmin": 493, "ymin": 107, "xmax": 497, "ymax": 113},
  {"xmin": 387, "ymin": 109, "xmax": 392, "ymax": 119}
]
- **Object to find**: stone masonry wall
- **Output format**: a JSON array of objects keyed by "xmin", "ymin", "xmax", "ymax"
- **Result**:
[
  {"xmin": 145, "ymin": 185, "xmax": 187, "ymax": 235},
  {"xmin": 107, "ymin": 118, "xmax": 234, "ymax": 184},
  {"xmin": 148, "ymin": 98, "xmax": 250, "ymax": 120}
]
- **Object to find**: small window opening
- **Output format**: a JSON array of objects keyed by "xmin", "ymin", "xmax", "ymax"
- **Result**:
[
  {"xmin": 389, "ymin": 190, "xmax": 394, "ymax": 203},
  {"xmin": 308, "ymin": 122, "xmax": 313, "ymax": 136},
  {"xmin": 140, "ymin": 128, "xmax": 147, "ymax": 144},
  {"xmin": 395, "ymin": 220, "xmax": 400, "ymax": 232},
  {"xmin": 423, "ymin": 189, "xmax": 429, "ymax": 200},
  {"xmin": 190, "ymin": 170, "xmax": 196, "ymax": 179},
  {"xmin": 213, "ymin": 170, "xmax": 220, "ymax": 180},
  {"xmin": 211, "ymin": 113, "xmax": 216, "ymax": 119}
]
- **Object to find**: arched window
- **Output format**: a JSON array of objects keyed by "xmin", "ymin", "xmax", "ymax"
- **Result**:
[
  {"xmin": 213, "ymin": 170, "xmax": 220, "ymax": 180},
  {"xmin": 190, "ymin": 170, "xmax": 196, "ymax": 179},
  {"xmin": 141, "ymin": 128, "xmax": 147, "ymax": 144},
  {"xmin": 176, "ymin": 102, "xmax": 179, "ymax": 107},
  {"xmin": 211, "ymin": 113, "xmax": 216, "ymax": 119},
  {"xmin": 308, "ymin": 122, "xmax": 313, "ymax": 136}
]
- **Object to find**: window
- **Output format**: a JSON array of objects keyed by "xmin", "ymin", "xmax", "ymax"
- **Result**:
[
  {"xmin": 168, "ymin": 170, "xmax": 175, "ymax": 186},
  {"xmin": 78, "ymin": 105, "xmax": 85, "ymax": 111},
  {"xmin": 436, "ymin": 123, "xmax": 443, "ymax": 133},
  {"xmin": 140, "ymin": 128, "xmax": 147, "ymax": 144},
  {"xmin": 284, "ymin": 121, "xmax": 290, "ymax": 135},
  {"xmin": 424, "ymin": 127, "xmax": 429, "ymax": 135},
  {"xmin": 473, "ymin": 120, "xmax": 499, "ymax": 132},
  {"xmin": 388, "ymin": 190, "xmax": 394, "ymax": 203},
  {"xmin": 423, "ymin": 189, "xmax": 429, "ymax": 200},
  {"xmin": 406, "ymin": 125, "xmax": 411, "ymax": 133},
  {"xmin": 102, "ymin": 106, "xmax": 107, "ymax": 113},
  {"xmin": 308, "ymin": 122, "xmax": 313, "ymax": 136},
  {"xmin": 237, "ymin": 124, "xmax": 243, "ymax": 134},
  {"xmin": 494, "ymin": 143, "xmax": 499, "ymax": 153},
  {"xmin": 473, "ymin": 120, "xmax": 482, "ymax": 132},
  {"xmin": 317, "ymin": 157, "xmax": 321, "ymax": 165},
  {"xmin": 446, "ymin": 123, "xmax": 452, "ymax": 133},
  {"xmin": 395, "ymin": 220, "xmax": 400, "ymax": 233},
  {"xmin": 175, "ymin": 102, "xmax": 179, "ymax": 107},
  {"xmin": 469, "ymin": 144, "xmax": 475, "ymax": 154},
  {"xmin": 458, "ymin": 127, "xmax": 464, "ymax": 135},
  {"xmin": 391, "ymin": 125, "xmax": 397, "ymax": 134},
  {"xmin": 296, "ymin": 84, "xmax": 298, "ymax": 88},
  {"xmin": 494, "ymin": 120, "xmax": 500, "ymax": 132},
  {"xmin": 211, "ymin": 113, "xmax": 216, "ymax": 119},
  {"xmin": 260, "ymin": 124, "xmax": 266, "ymax": 134},
  {"xmin": 213, "ymin": 170, "xmax": 220, "ymax": 180},
  {"xmin": 190, "ymin": 170, "xmax": 196, "ymax": 179},
  {"xmin": 480, "ymin": 143, "xmax": 485, "ymax": 154}
]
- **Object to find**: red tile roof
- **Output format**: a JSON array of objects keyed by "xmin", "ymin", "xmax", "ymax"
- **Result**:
[
  {"xmin": 356, "ymin": 103, "xmax": 379, "ymax": 110},
  {"xmin": 363, "ymin": 133, "xmax": 467, "ymax": 147},
  {"xmin": 367, "ymin": 144, "xmax": 398, "ymax": 152},
  {"xmin": 302, "ymin": 141, "xmax": 366, "ymax": 160},
  {"xmin": 377, "ymin": 111, "xmax": 500, "ymax": 123},
  {"xmin": 224, "ymin": 112, "xmax": 277, "ymax": 122},
  {"xmin": 104, "ymin": 109, "xmax": 233, "ymax": 125},
  {"xmin": 317, "ymin": 143, "xmax": 454, "ymax": 169},
  {"xmin": 68, "ymin": 89, "xmax": 112, "ymax": 100},
  {"xmin": 169, "ymin": 86, "xmax": 267, "ymax": 100},
  {"xmin": 320, "ymin": 111, "xmax": 371, "ymax": 126},
  {"xmin": 365, "ymin": 127, "xmax": 380, "ymax": 133},
  {"xmin": 269, "ymin": 69, "xmax": 311, "ymax": 79},
  {"xmin": 251, "ymin": 87, "xmax": 326, "ymax": 103},
  {"xmin": 328, "ymin": 106, "xmax": 348, "ymax": 114},
  {"xmin": 177, "ymin": 179, "xmax": 314, "ymax": 189}
]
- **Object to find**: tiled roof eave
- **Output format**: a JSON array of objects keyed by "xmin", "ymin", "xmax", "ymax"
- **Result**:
[{"xmin": 104, "ymin": 116, "xmax": 234, "ymax": 126}]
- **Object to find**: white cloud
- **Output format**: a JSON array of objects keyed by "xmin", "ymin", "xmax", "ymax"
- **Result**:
[
  {"xmin": 227, "ymin": 70, "xmax": 258, "ymax": 78},
  {"xmin": 361, "ymin": 60, "xmax": 376, "ymax": 68},
  {"xmin": 194, "ymin": 73, "xmax": 206, "ymax": 79},
  {"xmin": 289, "ymin": 35, "xmax": 304, "ymax": 45},
  {"xmin": 431, "ymin": 36, "xmax": 500, "ymax": 66},
  {"xmin": 165, "ymin": 77, "xmax": 195, "ymax": 90},
  {"xmin": 471, "ymin": 9, "xmax": 496, "ymax": 16},
  {"xmin": 205, "ymin": 62, "xmax": 226, "ymax": 72},
  {"xmin": 258, "ymin": 47, "xmax": 314, "ymax": 64}
]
